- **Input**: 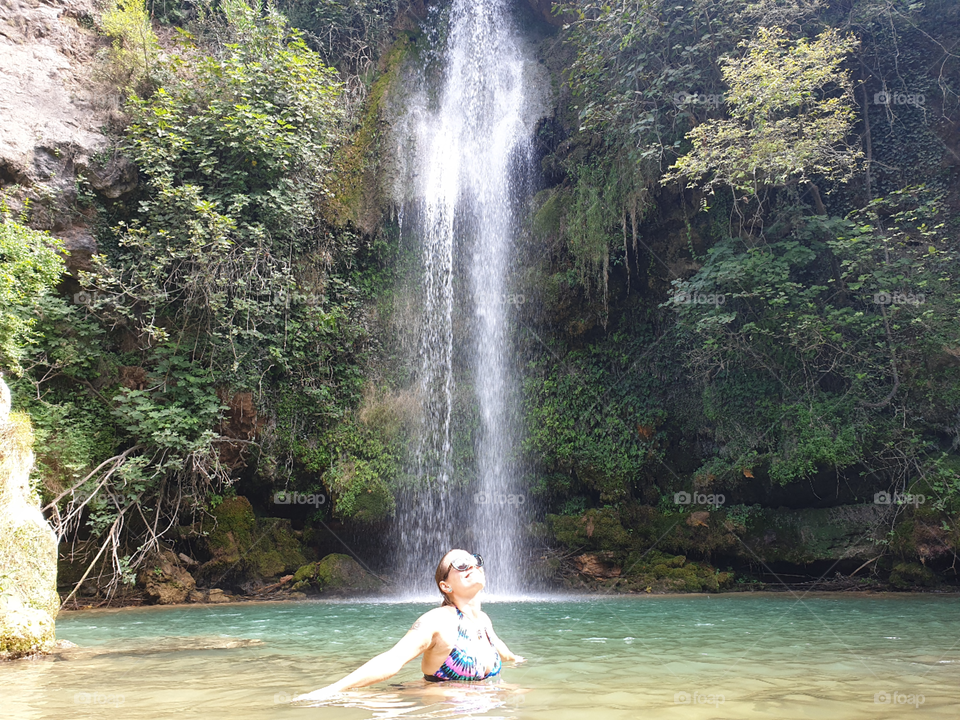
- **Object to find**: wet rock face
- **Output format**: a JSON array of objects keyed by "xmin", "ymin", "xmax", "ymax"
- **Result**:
[{"xmin": 0, "ymin": 377, "xmax": 60, "ymax": 658}]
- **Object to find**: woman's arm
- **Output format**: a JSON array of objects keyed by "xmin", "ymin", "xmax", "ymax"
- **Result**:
[{"xmin": 294, "ymin": 615, "xmax": 436, "ymax": 700}]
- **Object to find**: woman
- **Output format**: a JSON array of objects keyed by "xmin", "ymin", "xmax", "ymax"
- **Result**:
[{"xmin": 294, "ymin": 549, "xmax": 523, "ymax": 701}]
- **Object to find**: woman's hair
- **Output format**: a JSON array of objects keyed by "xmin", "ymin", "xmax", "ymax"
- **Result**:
[{"xmin": 435, "ymin": 551, "xmax": 456, "ymax": 606}]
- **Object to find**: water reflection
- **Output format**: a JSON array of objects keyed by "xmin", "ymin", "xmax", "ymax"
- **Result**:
[{"xmin": 294, "ymin": 681, "xmax": 530, "ymax": 718}]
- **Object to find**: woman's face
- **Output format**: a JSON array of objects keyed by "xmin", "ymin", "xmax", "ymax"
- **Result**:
[{"xmin": 442, "ymin": 551, "xmax": 485, "ymax": 595}]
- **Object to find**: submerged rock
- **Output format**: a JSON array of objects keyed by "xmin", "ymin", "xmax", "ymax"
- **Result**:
[{"xmin": 0, "ymin": 380, "xmax": 60, "ymax": 658}]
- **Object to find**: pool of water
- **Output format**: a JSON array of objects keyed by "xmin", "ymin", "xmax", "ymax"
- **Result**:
[{"xmin": 4, "ymin": 593, "xmax": 959, "ymax": 719}]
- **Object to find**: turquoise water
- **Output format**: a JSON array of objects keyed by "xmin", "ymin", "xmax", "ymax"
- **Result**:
[{"xmin": 4, "ymin": 594, "xmax": 959, "ymax": 718}]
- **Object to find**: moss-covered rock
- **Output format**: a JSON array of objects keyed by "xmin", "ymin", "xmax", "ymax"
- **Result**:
[
  {"xmin": 0, "ymin": 407, "xmax": 59, "ymax": 658},
  {"xmin": 323, "ymin": 34, "xmax": 412, "ymax": 232},
  {"xmin": 620, "ymin": 550, "xmax": 730, "ymax": 593},
  {"xmin": 888, "ymin": 562, "xmax": 938, "ymax": 590},
  {"xmin": 198, "ymin": 496, "xmax": 306, "ymax": 585},
  {"xmin": 291, "ymin": 553, "xmax": 379, "ymax": 594}
]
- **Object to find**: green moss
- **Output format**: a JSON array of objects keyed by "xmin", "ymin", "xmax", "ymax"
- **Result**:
[
  {"xmin": 889, "ymin": 562, "xmax": 937, "ymax": 590},
  {"xmin": 324, "ymin": 34, "xmax": 412, "ymax": 227},
  {"xmin": 246, "ymin": 518, "xmax": 306, "ymax": 578},
  {"xmin": 290, "ymin": 553, "xmax": 378, "ymax": 593},
  {"xmin": 203, "ymin": 497, "xmax": 306, "ymax": 580},
  {"xmin": 206, "ymin": 496, "xmax": 257, "ymax": 565},
  {"xmin": 533, "ymin": 188, "xmax": 564, "ymax": 239},
  {"xmin": 620, "ymin": 550, "xmax": 726, "ymax": 593},
  {"xmin": 0, "ymin": 412, "xmax": 34, "ymax": 481},
  {"xmin": 0, "ymin": 414, "xmax": 59, "ymax": 657},
  {"xmin": 547, "ymin": 508, "xmax": 634, "ymax": 551},
  {"xmin": 738, "ymin": 506, "xmax": 882, "ymax": 564}
]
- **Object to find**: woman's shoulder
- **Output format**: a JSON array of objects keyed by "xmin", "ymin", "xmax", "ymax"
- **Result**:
[{"xmin": 417, "ymin": 605, "xmax": 460, "ymax": 626}]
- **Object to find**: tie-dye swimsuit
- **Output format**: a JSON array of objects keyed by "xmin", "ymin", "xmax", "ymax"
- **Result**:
[{"xmin": 427, "ymin": 608, "xmax": 502, "ymax": 681}]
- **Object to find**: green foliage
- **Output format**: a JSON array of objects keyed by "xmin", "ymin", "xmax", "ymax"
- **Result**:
[
  {"xmin": 99, "ymin": 0, "xmax": 160, "ymax": 91},
  {"xmin": 522, "ymin": 322, "xmax": 671, "ymax": 502},
  {"xmin": 668, "ymin": 185, "xmax": 959, "ymax": 485},
  {"xmin": 16, "ymin": 2, "xmax": 395, "ymax": 595},
  {"xmin": 88, "ymin": 1, "xmax": 360, "ymax": 460},
  {"xmin": 565, "ymin": 0, "xmax": 747, "ymax": 159},
  {"xmin": 0, "ymin": 209, "xmax": 66, "ymax": 374},
  {"xmin": 665, "ymin": 27, "xmax": 861, "ymax": 200}
]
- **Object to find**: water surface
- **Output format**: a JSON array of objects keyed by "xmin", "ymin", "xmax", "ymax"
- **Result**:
[{"xmin": 5, "ymin": 594, "xmax": 959, "ymax": 718}]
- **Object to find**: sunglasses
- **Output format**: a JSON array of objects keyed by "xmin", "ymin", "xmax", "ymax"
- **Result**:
[{"xmin": 447, "ymin": 553, "xmax": 483, "ymax": 574}]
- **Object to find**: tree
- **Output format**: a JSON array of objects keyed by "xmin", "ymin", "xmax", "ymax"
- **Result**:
[
  {"xmin": 0, "ymin": 207, "xmax": 65, "ymax": 374},
  {"xmin": 664, "ymin": 27, "xmax": 861, "ymax": 219}
]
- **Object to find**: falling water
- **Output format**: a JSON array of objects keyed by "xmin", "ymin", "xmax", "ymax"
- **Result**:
[{"xmin": 393, "ymin": 0, "xmax": 547, "ymax": 596}]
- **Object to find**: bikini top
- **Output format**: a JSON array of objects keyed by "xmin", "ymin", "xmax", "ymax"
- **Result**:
[{"xmin": 430, "ymin": 607, "xmax": 502, "ymax": 681}]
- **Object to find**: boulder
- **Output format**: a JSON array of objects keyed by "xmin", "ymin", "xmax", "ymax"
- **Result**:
[
  {"xmin": 187, "ymin": 588, "xmax": 232, "ymax": 604},
  {"xmin": 572, "ymin": 552, "xmax": 621, "ymax": 579},
  {"xmin": 206, "ymin": 588, "xmax": 231, "ymax": 603},
  {"xmin": 291, "ymin": 553, "xmax": 379, "ymax": 594},
  {"xmin": 0, "ymin": 379, "xmax": 59, "ymax": 658},
  {"xmin": 889, "ymin": 562, "xmax": 938, "ymax": 590},
  {"xmin": 82, "ymin": 153, "xmax": 138, "ymax": 199},
  {"xmin": 197, "ymin": 496, "xmax": 306, "ymax": 587},
  {"xmin": 138, "ymin": 550, "xmax": 196, "ymax": 605}
]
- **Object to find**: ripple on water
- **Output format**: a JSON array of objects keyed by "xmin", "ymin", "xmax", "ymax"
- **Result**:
[{"xmin": 2, "ymin": 596, "xmax": 958, "ymax": 719}]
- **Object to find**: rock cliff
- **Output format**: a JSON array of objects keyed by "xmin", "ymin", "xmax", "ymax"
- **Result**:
[
  {"xmin": 0, "ymin": 0, "xmax": 133, "ymax": 273},
  {"xmin": 0, "ymin": 376, "xmax": 60, "ymax": 658}
]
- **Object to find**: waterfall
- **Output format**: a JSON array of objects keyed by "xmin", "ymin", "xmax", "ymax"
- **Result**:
[{"xmin": 392, "ymin": 0, "xmax": 548, "ymax": 597}]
